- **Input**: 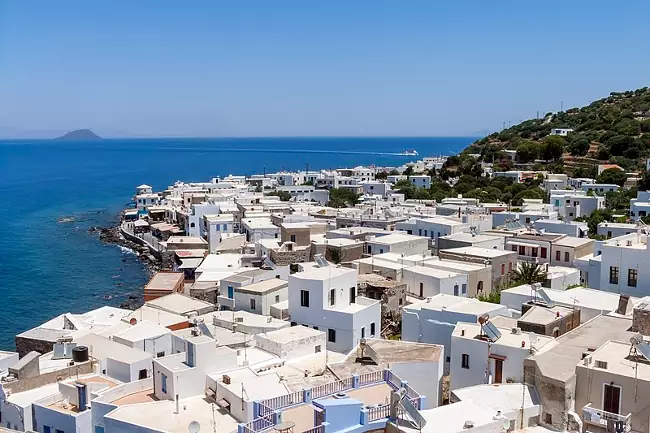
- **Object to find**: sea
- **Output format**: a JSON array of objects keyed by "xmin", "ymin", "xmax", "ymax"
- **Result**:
[{"xmin": 0, "ymin": 136, "xmax": 473, "ymax": 349}]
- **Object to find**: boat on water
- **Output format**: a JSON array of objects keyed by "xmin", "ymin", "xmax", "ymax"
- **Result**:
[{"xmin": 399, "ymin": 150, "xmax": 419, "ymax": 156}]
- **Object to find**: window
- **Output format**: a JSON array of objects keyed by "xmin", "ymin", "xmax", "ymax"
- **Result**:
[
  {"xmin": 361, "ymin": 327, "xmax": 365, "ymax": 338},
  {"xmin": 628, "ymin": 269, "xmax": 638, "ymax": 287},
  {"xmin": 541, "ymin": 247, "xmax": 547, "ymax": 258},
  {"xmin": 446, "ymin": 356, "xmax": 451, "ymax": 363},
  {"xmin": 518, "ymin": 245, "xmax": 525, "ymax": 255},
  {"xmin": 275, "ymin": 295, "xmax": 280, "ymax": 303},
  {"xmin": 156, "ymin": 351, "xmax": 165, "ymax": 358},
  {"xmin": 399, "ymin": 298, "xmax": 403, "ymax": 305},
  {"xmin": 419, "ymin": 282, "xmax": 424, "ymax": 298},
  {"xmin": 501, "ymin": 264, "xmax": 505, "ymax": 275},
  {"xmin": 190, "ymin": 222, "xmax": 195, "ymax": 228},
  {"xmin": 161, "ymin": 373, "xmax": 167, "ymax": 393},
  {"xmin": 313, "ymin": 326, "xmax": 318, "ymax": 330},
  {"xmin": 290, "ymin": 234, "xmax": 296, "ymax": 243},
  {"xmin": 508, "ymin": 262, "xmax": 512, "ymax": 272},
  {"xmin": 609, "ymin": 266, "xmax": 619, "ymax": 284},
  {"xmin": 139, "ymin": 369, "xmax": 148, "ymax": 379},
  {"xmin": 454, "ymin": 284, "xmax": 459, "ymax": 296},
  {"xmin": 424, "ymin": 230, "xmax": 428, "ymax": 237},
  {"xmin": 603, "ymin": 384, "xmax": 621, "ymax": 414},
  {"xmin": 461, "ymin": 354, "xmax": 470, "ymax": 369},
  {"xmin": 95, "ymin": 427, "xmax": 105, "ymax": 433},
  {"xmin": 371, "ymin": 322, "xmax": 376, "ymax": 336},
  {"xmin": 329, "ymin": 289, "xmax": 335, "ymax": 306},
  {"xmin": 350, "ymin": 287, "xmax": 356, "ymax": 304},
  {"xmin": 379, "ymin": 248, "xmax": 384, "ymax": 254},
  {"xmin": 461, "ymin": 284, "xmax": 467, "ymax": 295},
  {"xmin": 300, "ymin": 290, "xmax": 310, "ymax": 307},
  {"xmin": 525, "ymin": 217, "xmax": 531, "ymax": 224},
  {"xmin": 250, "ymin": 299, "xmax": 256, "ymax": 310},
  {"xmin": 556, "ymin": 250, "xmax": 561, "ymax": 261},
  {"xmin": 511, "ymin": 245, "xmax": 517, "ymax": 252},
  {"xmin": 44, "ymin": 427, "xmax": 50, "ymax": 433},
  {"xmin": 607, "ymin": 231, "xmax": 612, "ymax": 239},
  {"xmin": 563, "ymin": 251, "xmax": 569, "ymax": 262},
  {"xmin": 544, "ymin": 414, "xmax": 552, "ymax": 425},
  {"xmin": 328, "ymin": 329, "xmax": 336, "ymax": 342},
  {"xmin": 477, "ymin": 281, "xmax": 484, "ymax": 294},
  {"xmin": 532, "ymin": 248, "xmax": 538, "ymax": 258},
  {"xmin": 315, "ymin": 345, "xmax": 321, "ymax": 353}
]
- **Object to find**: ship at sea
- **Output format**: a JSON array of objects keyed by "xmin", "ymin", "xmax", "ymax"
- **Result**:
[{"xmin": 399, "ymin": 150, "xmax": 418, "ymax": 156}]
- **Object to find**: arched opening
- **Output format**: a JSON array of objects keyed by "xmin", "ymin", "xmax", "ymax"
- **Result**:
[{"xmin": 477, "ymin": 281, "xmax": 484, "ymax": 294}]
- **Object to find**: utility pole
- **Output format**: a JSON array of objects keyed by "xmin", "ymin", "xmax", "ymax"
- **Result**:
[
  {"xmin": 561, "ymin": 101, "xmax": 564, "ymax": 112},
  {"xmin": 502, "ymin": 121, "xmax": 506, "ymax": 131},
  {"xmin": 536, "ymin": 111, "xmax": 539, "ymax": 120}
]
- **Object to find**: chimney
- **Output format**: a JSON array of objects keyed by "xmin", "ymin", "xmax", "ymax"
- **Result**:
[
  {"xmin": 616, "ymin": 295, "xmax": 630, "ymax": 315},
  {"xmin": 76, "ymin": 382, "xmax": 88, "ymax": 411}
]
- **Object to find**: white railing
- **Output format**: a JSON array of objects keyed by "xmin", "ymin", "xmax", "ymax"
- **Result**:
[
  {"xmin": 243, "ymin": 414, "xmax": 274, "ymax": 433},
  {"xmin": 312, "ymin": 377, "xmax": 353, "ymax": 399},
  {"xmin": 583, "ymin": 403, "xmax": 631, "ymax": 432},
  {"xmin": 367, "ymin": 404, "xmax": 390, "ymax": 421},
  {"xmin": 301, "ymin": 425, "xmax": 325, "ymax": 433},
  {"xmin": 358, "ymin": 370, "xmax": 383, "ymax": 386},
  {"xmin": 261, "ymin": 391, "xmax": 304, "ymax": 410}
]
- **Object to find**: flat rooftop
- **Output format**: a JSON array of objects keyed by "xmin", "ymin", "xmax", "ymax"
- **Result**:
[
  {"xmin": 74, "ymin": 333, "xmax": 152, "ymax": 363},
  {"xmin": 145, "ymin": 272, "xmax": 184, "ymax": 290},
  {"xmin": 403, "ymin": 265, "xmax": 463, "ymax": 279},
  {"xmin": 145, "ymin": 293, "xmax": 214, "ymax": 315},
  {"xmin": 399, "ymin": 399, "xmax": 500, "ymax": 433},
  {"xmin": 368, "ymin": 233, "xmax": 428, "ymax": 244},
  {"xmin": 453, "ymin": 322, "xmax": 553, "ymax": 349},
  {"xmin": 290, "ymin": 265, "xmax": 356, "ymax": 281},
  {"xmin": 114, "ymin": 321, "xmax": 171, "ymax": 342},
  {"xmin": 530, "ymin": 314, "xmax": 633, "ymax": 383},
  {"xmin": 452, "ymin": 383, "xmax": 540, "ymax": 413},
  {"xmin": 405, "ymin": 294, "xmax": 504, "ymax": 316},
  {"xmin": 236, "ymin": 278, "xmax": 288, "ymax": 295},
  {"xmin": 105, "ymin": 397, "xmax": 238, "ymax": 433},
  {"xmin": 123, "ymin": 306, "xmax": 188, "ymax": 327},
  {"xmin": 439, "ymin": 232, "xmax": 502, "ymax": 243},
  {"xmin": 258, "ymin": 326, "xmax": 324, "ymax": 344},
  {"xmin": 541, "ymin": 287, "xmax": 637, "ymax": 313},
  {"xmin": 518, "ymin": 305, "xmax": 575, "ymax": 326},
  {"xmin": 580, "ymin": 340, "xmax": 650, "ymax": 380},
  {"xmin": 439, "ymin": 246, "xmax": 515, "ymax": 258},
  {"xmin": 554, "ymin": 237, "xmax": 593, "ymax": 247}
]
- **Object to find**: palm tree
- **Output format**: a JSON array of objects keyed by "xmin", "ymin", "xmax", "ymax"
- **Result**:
[{"xmin": 510, "ymin": 261, "xmax": 547, "ymax": 285}]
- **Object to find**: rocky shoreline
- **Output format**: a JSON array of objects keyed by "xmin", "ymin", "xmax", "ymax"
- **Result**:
[{"xmin": 89, "ymin": 225, "xmax": 163, "ymax": 309}]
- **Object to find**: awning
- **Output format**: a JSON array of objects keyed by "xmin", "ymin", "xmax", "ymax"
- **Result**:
[
  {"xmin": 217, "ymin": 399, "xmax": 230, "ymax": 408},
  {"xmin": 489, "ymin": 353, "xmax": 507, "ymax": 361}
]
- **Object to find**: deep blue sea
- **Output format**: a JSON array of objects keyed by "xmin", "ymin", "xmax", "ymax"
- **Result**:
[{"xmin": 0, "ymin": 137, "xmax": 473, "ymax": 349}]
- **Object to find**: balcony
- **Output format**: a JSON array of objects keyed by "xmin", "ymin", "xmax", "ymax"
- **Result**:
[{"xmin": 583, "ymin": 403, "xmax": 631, "ymax": 432}]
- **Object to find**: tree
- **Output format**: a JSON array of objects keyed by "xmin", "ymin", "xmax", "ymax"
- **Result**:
[
  {"xmin": 254, "ymin": 185, "xmax": 263, "ymax": 193},
  {"xmin": 516, "ymin": 141, "xmax": 541, "ymax": 163},
  {"xmin": 265, "ymin": 191, "xmax": 291, "ymax": 201},
  {"xmin": 541, "ymin": 136, "xmax": 565, "ymax": 161},
  {"xmin": 327, "ymin": 188, "xmax": 359, "ymax": 208},
  {"xmin": 389, "ymin": 169, "xmax": 400, "ymax": 175},
  {"xmin": 403, "ymin": 166, "xmax": 415, "ymax": 176},
  {"xmin": 597, "ymin": 167, "xmax": 627, "ymax": 187},
  {"xmin": 568, "ymin": 137, "xmax": 590, "ymax": 156},
  {"xmin": 510, "ymin": 262, "xmax": 547, "ymax": 285},
  {"xmin": 375, "ymin": 171, "xmax": 388, "ymax": 180}
]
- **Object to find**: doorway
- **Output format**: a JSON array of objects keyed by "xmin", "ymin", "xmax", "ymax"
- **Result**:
[{"xmin": 494, "ymin": 359, "xmax": 503, "ymax": 384}]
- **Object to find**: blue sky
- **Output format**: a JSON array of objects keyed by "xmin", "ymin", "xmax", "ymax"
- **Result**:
[{"xmin": 0, "ymin": 1, "xmax": 648, "ymax": 137}]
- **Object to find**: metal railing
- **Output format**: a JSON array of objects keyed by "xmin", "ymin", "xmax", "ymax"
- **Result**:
[
  {"xmin": 243, "ymin": 414, "xmax": 274, "ymax": 433},
  {"xmin": 358, "ymin": 370, "xmax": 383, "ymax": 386},
  {"xmin": 301, "ymin": 425, "xmax": 324, "ymax": 433},
  {"xmin": 367, "ymin": 404, "xmax": 390, "ymax": 421},
  {"xmin": 583, "ymin": 403, "xmax": 631, "ymax": 431},
  {"xmin": 261, "ymin": 391, "xmax": 304, "ymax": 410},
  {"xmin": 312, "ymin": 378, "xmax": 353, "ymax": 399},
  {"xmin": 385, "ymin": 370, "xmax": 400, "ymax": 390}
]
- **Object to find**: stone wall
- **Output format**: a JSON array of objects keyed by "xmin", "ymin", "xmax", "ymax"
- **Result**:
[
  {"xmin": 270, "ymin": 249, "xmax": 310, "ymax": 266},
  {"xmin": 632, "ymin": 305, "xmax": 650, "ymax": 335},
  {"xmin": 281, "ymin": 227, "xmax": 310, "ymax": 246},
  {"xmin": 523, "ymin": 361, "xmax": 571, "ymax": 430},
  {"xmin": 15, "ymin": 337, "xmax": 56, "ymax": 358},
  {"xmin": 5, "ymin": 361, "xmax": 94, "ymax": 394}
]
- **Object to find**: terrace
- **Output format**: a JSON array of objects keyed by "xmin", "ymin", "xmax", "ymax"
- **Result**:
[{"xmin": 237, "ymin": 369, "xmax": 424, "ymax": 433}]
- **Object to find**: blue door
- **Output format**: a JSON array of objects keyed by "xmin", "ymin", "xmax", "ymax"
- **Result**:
[
  {"xmin": 227, "ymin": 286, "xmax": 234, "ymax": 299},
  {"xmin": 161, "ymin": 374, "xmax": 167, "ymax": 393}
]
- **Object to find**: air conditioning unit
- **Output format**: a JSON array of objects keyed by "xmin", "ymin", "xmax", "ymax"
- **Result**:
[{"xmin": 235, "ymin": 317, "xmax": 244, "ymax": 323}]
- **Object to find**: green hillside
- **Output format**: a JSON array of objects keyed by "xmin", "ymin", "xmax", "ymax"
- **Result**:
[{"xmin": 464, "ymin": 87, "xmax": 650, "ymax": 173}]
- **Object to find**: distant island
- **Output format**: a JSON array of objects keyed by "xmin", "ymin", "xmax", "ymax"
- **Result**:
[{"xmin": 56, "ymin": 129, "xmax": 101, "ymax": 140}]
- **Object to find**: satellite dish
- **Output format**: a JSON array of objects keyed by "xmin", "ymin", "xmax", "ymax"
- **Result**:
[{"xmin": 188, "ymin": 421, "xmax": 200, "ymax": 433}]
